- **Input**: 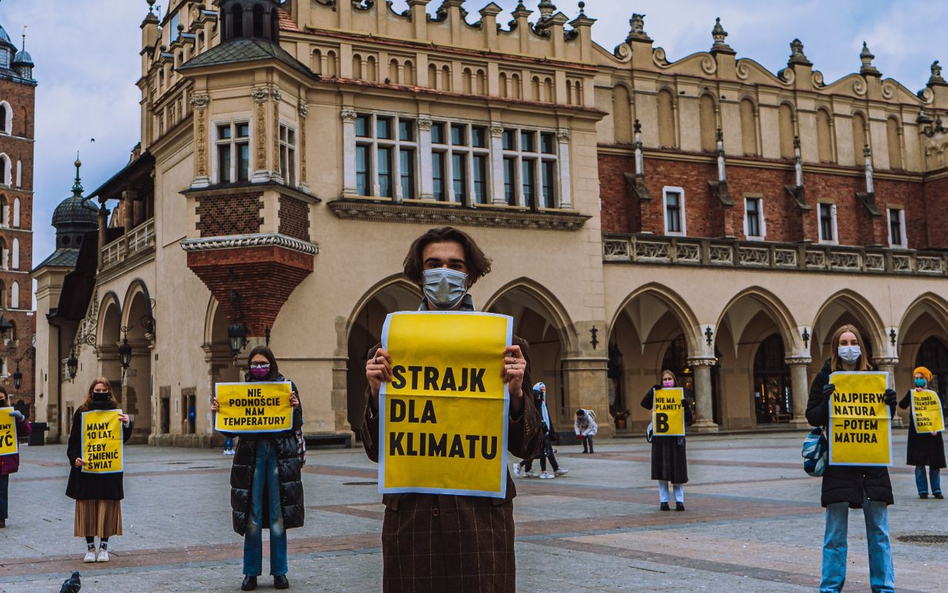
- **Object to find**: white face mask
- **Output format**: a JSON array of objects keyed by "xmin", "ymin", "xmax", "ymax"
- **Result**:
[{"xmin": 838, "ymin": 345, "xmax": 861, "ymax": 364}]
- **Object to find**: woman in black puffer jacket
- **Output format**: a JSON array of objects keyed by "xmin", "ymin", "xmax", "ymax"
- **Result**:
[
  {"xmin": 214, "ymin": 346, "xmax": 304, "ymax": 591},
  {"xmin": 806, "ymin": 324, "xmax": 897, "ymax": 593}
]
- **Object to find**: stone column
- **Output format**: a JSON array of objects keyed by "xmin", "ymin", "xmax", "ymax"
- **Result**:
[
  {"xmin": 122, "ymin": 190, "xmax": 137, "ymax": 257},
  {"xmin": 873, "ymin": 357, "xmax": 902, "ymax": 426},
  {"xmin": 490, "ymin": 123, "xmax": 506, "ymax": 205},
  {"xmin": 251, "ymin": 87, "xmax": 272, "ymax": 183},
  {"xmin": 561, "ymin": 355, "xmax": 613, "ymax": 438},
  {"xmin": 190, "ymin": 93, "xmax": 210, "ymax": 188},
  {"xmin": 340, "ymin": 108, "xmax": 358, "ymax": 197},
  {"xmin": 418, "ymin": 116, "xmax": 435, "ymax": 200},
  {"xmin": 689, "ymin": 357, "xmax": 718, "ymax": 432},
  {"xmin": 97, "ymin": 204, "xmax": 108, "ymax": 269},
  {"xmin": 785, "ymin": 356, "xmax": 812, "ymax": 426},
  {"xmin": 298, "ymin": 99, "xmax": 310, "ymax": 194},
  {"xmin": 556, "ymin": 128, "xmax": 573, "ymax": 208}
]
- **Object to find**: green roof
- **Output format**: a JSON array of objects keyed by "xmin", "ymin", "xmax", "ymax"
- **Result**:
[
  {"xmin": 177, "ymin": 38, "xmax": 317, "ymax": 79},
  {"xmin": 33, "ymin": 248, "xmax": 80, "ymax": 272}
]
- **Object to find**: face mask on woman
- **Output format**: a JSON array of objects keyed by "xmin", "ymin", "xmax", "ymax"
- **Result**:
[
  {"xmin": 249, "ymin": 363, "xmax": 270, "ymax": 379},
  {"xmin": 838, "ymin": 345, "xmax": 861, "ymax": 364},
  {"xmin": 915, "ymin": 378, "xmax": 928, "ymax": 388},
  {"xmin": 422, "ymin": 268, "xmax": 468, "ymax": 310},
  {"xmin": 92, "ymin": 390, "xmax": 110, "ymax": 403},
  {"xmin": 662, "ymin": 380, "xmax": 675, "ymax": 388}
]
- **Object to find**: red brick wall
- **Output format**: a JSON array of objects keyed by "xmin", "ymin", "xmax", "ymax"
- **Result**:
[
  {"xmin": 196, "ymin": 192, "xmax": 263, "ymax": 237},
  {"xmin": 278, "ymin": 194, "xmax": 310, "ymax": 241}
]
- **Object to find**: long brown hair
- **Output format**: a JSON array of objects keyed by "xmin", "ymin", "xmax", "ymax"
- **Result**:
[
  {"xmin": 402, "ymin": 227, "xmax": 492, "ymax": 288},
  {"xmin": 660, "ymin": 369, "xmax": 679, "ymax": 387},
  {"xmin": 829, "ymin": 324, "xmax": 872, "ymax": 372},
  {"xmin": 78, "ymin": 377, "xmax": 119, "ymax": 412}
]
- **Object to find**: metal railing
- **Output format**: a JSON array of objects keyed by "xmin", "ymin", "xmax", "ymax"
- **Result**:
[{"xmin": 603, "ymin": 233, "xmax": 948, "ymax": 276}]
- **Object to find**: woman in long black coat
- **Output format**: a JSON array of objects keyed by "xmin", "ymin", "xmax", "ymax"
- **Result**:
[
  {"xmin": 213, "ymin": 346, "xmax": 303, "ymax": 592},
  {"xmin": 641, "ymin": 369, "xmax": 692, "ymax": 511},
  {"xmin": 898, "ymin": 366, "xmax": 946, "ymax": 498},
  {"xmin": 65, "ymin": 378, "xmax": 133, "ymax": 563}
]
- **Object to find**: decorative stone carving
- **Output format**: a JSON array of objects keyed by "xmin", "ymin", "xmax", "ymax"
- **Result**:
[
  {"xmin": 603, "ymin": 238, "xmax": 630, "ymax": 261},
  {"xmin": 255, "ymin": 97, "xmax": 267, "ymax": 169},
  {"xmin": 675, "ymin": 243, "xmax": 700, "ymax": 263},
  {"xmin": 774, "ymin": 249, "xmax": 797, "ymax": 268},
  {"xmin": 626, "ymin": 13, "xmax": 651, "ymax": 42},
  {"xmin": 916, "ymin": 256, "xmax": 944, "ymax": 274},
  {"xmin": 489, "ymin": 124, "xmax": 504, "ymax": 137},
  {"xmin": 829, "ymin": 251, "xmax": 860, "ymax": 270},
  {"xmin": 859, "ymin": 41, "xmax": 880, "ymax": 77},
  {"xmin": 298, "ymin": 100, "xmax": 309, "ymax": 118},
  {"xmin": 708, "ymin": 245, "xmax": 733, "ymax": 265},
  {"xmin": 340, "ymin": 108, "xmax": 358, "ymax": 123},
  {"xmin": 865, "ymin": 254, "xmax": 885, "ymax": 271},
  {"xmin": 270, "ymin": 89, "xmax": 282, "ymax": 103},
  {"xmin": 418, "ymin": 116, "xmax": 433, "ymax": 131},
  {"xmin": 190, "ymin": 93, "xmax": 210, "ymax": 110},
  {"xmin": 929, "ymin": 60, "xmax": 947, "ymax": 87},
  {"xmin": 805, "ymin": 250, "xmax": 826, "ymax": 269},
  {"xmin": 788, "ymin": 39, "xmax": 811, "ymax": 66},
  {"xmin": 194, "ymin": 104, "xmax": 208, "ymax": 179},
  {"xmin": 556, "ymin": 128, "xmax": 571, "ymax": 141},
  {"xmin": 180, "ymin": 232, "xmax": 319, "ymax": 256},
  {"xmin": 251, "ymin": 87, "xmax": 270, "ymax": 102},
  {"xmin": 634, "ymin": 239, "xmax": 671, "ymax": 261},
  {"xmin": 709, "ymin": 17, "xmax": 734, "ymax": 54},
  {"xmin": 738, "ymin": 246, "xmax": 770, "ymax": 266}
]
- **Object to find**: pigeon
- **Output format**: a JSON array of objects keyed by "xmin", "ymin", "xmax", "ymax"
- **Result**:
[{"xmin": 60, "ymin": 571, "xmax": 81, "ymax": 593}]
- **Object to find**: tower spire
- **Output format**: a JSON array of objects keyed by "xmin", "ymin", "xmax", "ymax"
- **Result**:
[{"xmin": 72, "ymin": 152, "xmax": 84, "ymax": 197}]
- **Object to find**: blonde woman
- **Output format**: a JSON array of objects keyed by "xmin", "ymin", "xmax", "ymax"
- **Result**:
[
  {"xmin": 806, "ymin": 324, "xmax": 897, "ymax": 593},
  {"xmin": 65, "ymin": 378, "xmax": 132, "ymax": 562}
]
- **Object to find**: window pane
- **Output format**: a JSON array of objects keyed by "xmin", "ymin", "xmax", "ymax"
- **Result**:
[
  {"xmin": 522, "ymin": 159, "xmax": 536, "ymax": 207},
  {"xmin": 237, "ymin": 143, "xmax": 249, "ymax": 181},
  {"xmin": 451, "ymin": 124, "xmax": 465, "ymax": 146},
  {"xmin": 541, "ymin": 160, "xmax": 556, "ymax": 208},
  {"xmin": 218, "ymin": 145, "xmax": 232, "ymax": 183},
  {"xmin": 236, "ymin": 123, "xmax": 249, "ymax": 138},
  {"xmin": 378, "ymin": 147, "xmax": 393, "ymax": 197},
  {"xmin": 666, "ymin": 192, "xmax": 681, "ymax": 233},
  {"xmin": 503, "ymin": 157, "xmax": 516, "ymax": 204},
  {"xmin": 399, "ymin": 120, "xmax": 414, "ymax": 142},
  {"xmin": 747, "ymin": 199, "xmax": 760, "ymax": 236},
  {"xmin": 288, "ymin": 148, "xmax": 296, "ymax": 185},
  {"xmin": 890, "ymin": 210, "xmax": 902, "ymax": 244},
  {"xmin": 431, "ymin": 123, "xmax": 445, "ymax": 145},
  {"xmin": 452, "ymin": 153, "xmax": 467, "ymax": 200},
  {"xmin": 541, "ymin": 132, "xmax": 555, "ymax": 154},
  {"xmin": 521, "ymin": 131, "xmax": 534, "ymax": 153},
  {"xmin": 432, "ymin": 152, "xmax": 445, "ymax": 200},
  {"xmin": 502, "ymin": 129, "xmax": 516, "ymax": 151},
  {"xmin": 820, "ymin": 204, "xmax": 833, "ymax": 240},
  {"xmin": 471, "ymin": 126, "xmax": 486, "ymax": 148},
  {"xmin": 377, "ymin": 117, "xmax": 392, "ymax": 140},
  {"xmin": 400, "ymin": 149, "xmax": 415, "ymax": 199},
  {"xmin": 473, "ymin": 155, "xmax": 487, "ymax": 204},
  {"xmin": 356, "ymin": 145, "xmax": 370, "ymax": 196},
  {"xmin": 218, "ymin": 124, "xmax": 232, "ymax": 140},
  {"xmin": 355, "ymin": 115, "xmax": 370, "ymax": 138}
]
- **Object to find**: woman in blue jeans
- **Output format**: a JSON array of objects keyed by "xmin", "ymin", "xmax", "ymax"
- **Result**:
[
  {"xmin": 806, "ymin": 324, "xmax": 897, "ymax": 593},
  {"xmin": 213, "ymin": 346, "xmax": 304, "ymax": 591}
]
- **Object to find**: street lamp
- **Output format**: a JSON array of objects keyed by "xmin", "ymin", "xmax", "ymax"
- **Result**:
[
  {"xmin": 67, "ymin": 353, "xmax": 79, "ymax": 379},
  {"xmin": 118, "ymin": 338, "xmax": 132, "ymax": 370},
  {"xmin": 228, "ymin": 323, "xmax": 247, "ymax": 357}
]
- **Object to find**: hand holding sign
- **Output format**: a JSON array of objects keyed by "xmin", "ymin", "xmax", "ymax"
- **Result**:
[
  {"xmin": 81, "ymin": 409, "xmax": 124, "ymax": 473},
  {"xmin": 366, "ymin": 348, "xmax": 393, "ymax": 414}
]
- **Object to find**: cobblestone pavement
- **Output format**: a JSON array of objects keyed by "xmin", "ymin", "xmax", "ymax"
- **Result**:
[{"xmin": 1, "ymin": 431, "xmax": 946, "ymax": 592}]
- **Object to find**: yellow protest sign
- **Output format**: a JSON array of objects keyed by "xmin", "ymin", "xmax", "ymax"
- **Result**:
[
  {"xmin": 380, "ymin": 311, "xmax": 512, "ymax": 498},
  {"xmin": 215, "ymin": 382, "xmax": 293, "ymax": 433},
  {"xmin": 653, "ymin": 388, "xmax": 686, "ymax": 436},
  {"xmin": 828, "ymin": 372, "xmax": 891, "ymax": 466},
  {"xmin": 81, "ymin": 410, "xmax": 124, "ymax": 474},
  {"xmin": 911, "ymin": 389, "xmax": 945, "ymax": 434},
  {"xmin": 0, "ymin": 407, "xmax": 17, "ymax": 457}
]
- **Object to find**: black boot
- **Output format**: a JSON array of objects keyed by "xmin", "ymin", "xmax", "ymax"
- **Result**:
[
  {"xmin": 241, "ymin": 576, "xmax": 257, "ymax": 591},
  {"xmin": 274, "ymin": 575, "xmax": 290, "ymax": 589},
  {"xmin": 676, "ymin": 502, "xmax": 685, "ymax": 511},
  {"xmin": 660, "ymin": 502, "xmax": 670, "ymax": 511}
]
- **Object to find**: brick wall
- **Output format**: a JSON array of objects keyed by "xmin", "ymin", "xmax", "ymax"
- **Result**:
[
  {"xmin": 196, "ymin": 192, "xmax": 263, "ymax": 237},
  {"xmin": 278, "ymin": 194, "xmax": 310, "ymax": 241}
]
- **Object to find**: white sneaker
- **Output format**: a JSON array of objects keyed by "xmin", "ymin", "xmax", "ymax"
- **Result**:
[
  {"xmin": 524, "ymin": 471, "xmax": 539, "ymax": 478},
  {"xmin": 538, "ymin": 471, "xmax": 555, "ymax": 479},
  {"xmin": 513, "ymin": 465, "xmax": 521, "ymax": 477},
  {"xmin": 96, "ymin": 547, "xmax": 110, "ymax": 562},
  {"xmin": 84, "ymin": 549, "xmax": 97, "ymax": 563},
  {"xmin": 554, "ymin": 468, "xmax": 569, "ymax": 477},
  {"xmin": 223, "ymin": 450, "xmax": 230, "ymax": 455}
]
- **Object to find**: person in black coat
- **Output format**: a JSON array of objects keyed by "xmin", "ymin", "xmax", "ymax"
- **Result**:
[
  {"xmin": 641, "ymin": 369, "xmax": 692, "ymax": 511},
  {"xmin": 65, "ymin": 378, "xmax": 133, "ymax": 563},
  {"xmin": 898, "ymin": 366, "xmax": 946, "ymax": 499},
  {"xmin": 806, "ymin": 324, "xmax": 897, "ymax": 593},
  {"xmin": 213, "ymin": 346, "xmax": 303, "ymax": 592}
]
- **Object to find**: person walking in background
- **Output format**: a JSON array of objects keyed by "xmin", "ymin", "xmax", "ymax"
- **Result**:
[
  {"xmin": 641, "ymin": 370, "xmax": 691, "ymax": 511},
  {"xmin": 898, "ymin": 366, "xmax": 946, "ymax": 499},
  {"xmin": 66, "ymin": 379, "xmax": 133, "ymax": 563},
  {"xmin": 807, "ymin": 324, "xmax": 897, "ymax": 593},
  {"xmin": 515, "ymin": 385, "xmax": 545, "ymax": 478},
  {"xmin": 574, "ymin": 408, "xmax": 598, "ymax": 454},
  {"xmin": 213, "ymin": 346, "xmax": 303, "ymax": 591},
  {"xmin": 0, "ymin": 386, "xmax": 30, "ymax": 528},
  {"xmin": 223, "ymin": 436, "xmax": 235, "ymax": 456},
  {"xmin": 534, "ymin": 383, "xmax": 567, "ymax": 479}
]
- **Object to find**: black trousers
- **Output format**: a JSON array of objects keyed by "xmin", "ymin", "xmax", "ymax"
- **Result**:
[
  {"xmin": 582, "ymin": 435, "xmax": 595, "ymax": 453},
  {"xmin": 538, "ymin": 432, "xmax": 558, "ymax": 472}
]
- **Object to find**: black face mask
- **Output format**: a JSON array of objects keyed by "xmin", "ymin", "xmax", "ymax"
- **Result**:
[{"xmin": 92, "ymin": 392, "xmax": 110, "ymax": 402}]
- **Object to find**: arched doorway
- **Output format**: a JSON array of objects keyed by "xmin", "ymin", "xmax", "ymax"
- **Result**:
[
  {"xmin": 485, "ymin": 283, "xmax": 572, "ymax": 428},
  {"xmin": 345, "ymin": 281, "xmax": 421, "ymax": 436},
  {"xmin": 201, "ymin": 298, "xmax": 242, "ymax": 439},
  {"xmin": 810, "ymin": 292, "xmax": 885, "ymax": 389},
  {"xmin": 916, "ymin": 337, "xmax": 948, "ymax": 394},
  {"xmin": 753, "ymin": 334, "xmax": 791, "ymax": 424},
  {"xmin": 660, "ymin": 333, "xmax": 721, "ymax": 425},
  {"xmin": 122, "ymin": 286, "xmax": 154, "ymax": 440}
]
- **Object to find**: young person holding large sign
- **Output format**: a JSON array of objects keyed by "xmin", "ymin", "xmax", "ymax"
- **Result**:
[
  {"xmin": 0, "ymin": 386, "xmax": 31, "ymax": 529},
  {"xmin": 806, "ymin": 325, "xmax": 897, "ymax": 593},
  {"xmin": 361, "ymin": 227, "xmax": 542, "ymax": 593},
  {"xmin": 898, "ymin": 366, "xmax": 946, "ymax": 499},
  {"xmin": 65, "ymin": 379, "xmax": 132, "ymax": 563},
  {"xmin": 212, "ymin": 347, "xmax": 303, "ymax": 591},
  {"xmin": 641, "ymin": 370, "xmax": 691, "ymax": 511}
]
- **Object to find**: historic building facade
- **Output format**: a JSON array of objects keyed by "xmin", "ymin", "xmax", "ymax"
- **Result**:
[
  {"xmin": 31, "ymin": 1, "xmax": 948, "ymax": 444},
  {"xmin": 0, "ymin": 17, "xmax": 36, "ymax": 419}
]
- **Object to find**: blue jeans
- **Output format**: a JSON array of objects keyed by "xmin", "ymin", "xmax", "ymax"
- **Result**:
[
  {"xmin": 821, "ymin": 500, "xmax": 894, "ymax": 593},
  {"xmin": 915, "ymin": 465, "xmax": 942, "ymax": 495},
  {"xmin": 223, "ymin": 437, "xmax": 234, "ymax": 452},
  {"xmin": 243, "ymin": 440, "xmax": 287, "ymax": 577},
  {"xmin": 0, "ymin": 473, "xmax": 9, "ymax": 520}
]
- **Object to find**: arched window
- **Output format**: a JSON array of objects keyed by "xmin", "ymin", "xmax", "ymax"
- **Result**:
[
  {"xmin": 252, "ymin": 4, "xmax": 265, "ymax": 38},
  {"xmin": 657, "ymin": 89, "xmax": 676, "ymax": 148},
  {"xmin": 11, "ymin": 238, "xmax": 18, "ymax": 270},
  {"xmin": 573, "ymin": 81, "xmax": 584, "ymax": 106},
  {"xmin": 441, "ymin": 65, "xmax": 451, "ymax": 92},
  {"xmin": 325, "ymin": 50, "xmax": 338, "ymax": 77},
  {"xmin": 0, "ymin": 154, "xmax": 9, "ymax": 186},
  {"xmin": 232, "ymin": 5, "xmax": 244, "ymax": 38},
  {"xmin": 10, "ymin": 281, "xmax": 18, "ymax": 309},
  {"xmin": 476, "ymin": 70, "xmax": 486, "ymax": 95},
  {"xmin": 12, "ymin": 197, "xmax": 19, "ymax": 227},
  {"xmin": 778, "ymin": 103, "xmax": 795, "ymax": 159},
  {"xmin": 886, "ymin": 117, "xmax": 903, "ymax": 170},
  {"xmin": 544, "ymin": 77, "xmax": 554, "ymax": 103},
  {"xmin": 271, "ymin": 8, "xmax": 279, "ymax": 40},
  {"xmin": 499, "ymin": 73, "xmax": 509, "ymax": 98},
  {"xmin": 739, "ymin": 99, "xmax": 758, "ymax": 156},
  {"xmin": 699, "ymin": 94, "xmax": 717, "ymax": 153},
  {"xmin": 852, "ymin": 112, "xmax": 868, "ymax": 166},
  {"xmin": 312, "ymin": 49, "xmax": 323, "ymax": 76},
  {"xmin": 365, "ymin": 56, "xmax": 378, "ymax": 82},
  {"xmin": 15, "ymin": 160, "xmax": 20, "ymax": 187},
  {"xmin": 613, "ymin": 85, "xmax": 632, "ymax": 144},
  {"xmin": 0, "ymin": 102, "xmax": 8, "ymax": 134},
  {"xmin": 531, "ymin": 77, "xmax": 541, "ymax": 101},
  {"xmin": 816, "ymin": 109, "xmax": 834, "ymax": 163},
  {"xmin": 389, "ymin": 59, "xmax": 400, "ymax": 84},
  {"xmin": 352, "ymin": 54, "xmax": 363, "ymax": 80},
  {"xmin": 428, "ymin": 63, "xmax": 438, "ymax": 90},
  {"xmin": 0, "ymin": 238, "xmax": 6, "ymax": 269},
  {"xmin": 462, "ymin": 68, "xmax": 473, "ymax": 94},
  {"xmin": 511, "ymin": 74, "xmax": 521, "ymax": 100},
  {"xmin": 403, "ymin": 61, "xmax": 414, "ymax": 85}
]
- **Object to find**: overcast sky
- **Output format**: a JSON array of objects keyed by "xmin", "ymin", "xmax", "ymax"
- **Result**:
[{"xmin": 6, "ymin": 0, "xmax": 946, "ymax": 285}]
